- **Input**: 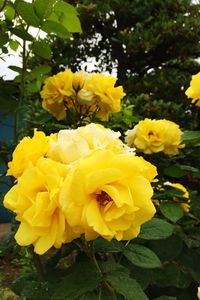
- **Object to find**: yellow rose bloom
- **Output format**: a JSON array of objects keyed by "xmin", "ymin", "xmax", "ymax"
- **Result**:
[
  {"xmin": 40, "ymin": 69, "xmax": 74, "ymax": 120},
  {"xmin": 4, "ymin": 158, "xmax": 79, "ymax": 255},
  {"xmin": 60, "ymin": 149, "xmax": 157, "ymax": 241},
  {"xmin": 164, "ymin": 182, "xmax": 190, "ymax": 212},
  {"xmin": 185, "ymin": 72, "xmax": 200, "ymax": 106},
  {"xmin": 47, "ymin": 123, "xmax": 133, "ymax": 164},
  {"xmin": 81, "ymin": 74, "xmax": 126, "ymax": 120},
  {"xmin": 7, "ymin": 129, "xmax": 49, "ymax": 178},
  {"xmin": 197, "ymin": 287, "xmax": 200, "ymax": 300},
  {"xmin": 125, "ymin": 118, "xmax": 184, "ymax": 156}
]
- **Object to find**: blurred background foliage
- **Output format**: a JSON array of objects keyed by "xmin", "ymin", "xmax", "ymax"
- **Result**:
[{"xmin": 1, "ymin": 0, "xmax": 200, "ymax": 299}]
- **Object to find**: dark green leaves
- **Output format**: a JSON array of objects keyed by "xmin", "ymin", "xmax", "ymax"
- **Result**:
[
  {"xmin": 139, "ymin": 218, "xmax": 174, "ymax": 240},
  {"xmin": 124, "ymin": 244, "xmax": 161, "ymax": 269},
  {"xmin": 160, "ymin": 201, "xmax": 184, "ymax": 223},
  {"xmin": 94, "ymin": 237, "xmax": 123, "ymax": 252},
  {"xmin": 105, "ymin": 272, "xmax": 149, "ymax": 300},
  {"xmin": 11, "ymin": 27, "xmax": 33, "ymax": 41},
  {"xmin": 51, "ymin": 262, "xmax": 100, "ymax": 300},
  {"xmin": 182, "ymin": 131, "xmax": 200, "ymax": 144}
]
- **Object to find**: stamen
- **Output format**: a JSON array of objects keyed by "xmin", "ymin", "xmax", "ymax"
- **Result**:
[{"xmin": 96, "ymin": 191, "xmax": 112, "ymax": 206}]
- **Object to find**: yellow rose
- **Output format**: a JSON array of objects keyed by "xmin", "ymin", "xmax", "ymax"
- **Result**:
[
  {"xmin": 40, "ymin": 69, "xmax": 74, "ymax": 120},
  {"xmin": 73, "ymin": 70, "xmax": 89, "ymax": 91},
  {"xmin": 4, "ymin": 157, "xmax": 79, "ymax": 255},
  {"xmin": 185, "ymin": 72, "xmax": 200, "ymax": 106},
  {"xmin": 7, "ymin": 129, "xmax": 49, "ymax": 178},
  {"xmin": 47, "ymin": 123, "xmax": 132, "ymax": 164},
  {"xmin": 60, "ymin": 149, "xmax": 157, "ymax": 241},
  {"xmin": 164, "ymin": 182, "xmax": 190, "ymax": 212},
  {"xmin": 82, "ymin": 74, "xmax": 126, "ymax": 120},
  {"xmin": 125, "ymin": 118, "xmax": 184, "ymax": 156},
  {"xmin": 197, "ymin": 287, "xmax": 200, "ymax": 300}
]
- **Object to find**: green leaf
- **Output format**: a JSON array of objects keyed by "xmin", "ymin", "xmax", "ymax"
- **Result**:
[
  {"xmin": 61, "ymin": 13, "xmax": 82, "ymax": 33},
  {"xmin": 30, "ymin": 65, "xmax": 51, "ymax": 80},
  {"xmin": 101, "ymin": 261, "xmax": 130, "ymax": 274},
  {"xmin": 11, "ymin": 27, "xmax": 34, "ymax": 41},
  {"xmin": 139, "ymin": 218, "xmax": 174, "ymax": 240},
  {"xmin": 54, "ymin": 1, "xmax": 82, "ymax": 33},
  {"xmin": 153, "ymin": 264, "xmax": 191, "ymax": 288},
  {"xmin": 154, "ymin": 297, "xmax": 177, "ymax": 300},
  {"xmin": 160, "ymin": 201, "xmax": 184, "ymax": 223},
  {"xmin": 163, "ymin": 166, "xmax": 187, "ymax": 178},
  {"xmin": 42, "ymin": 20, "xmax": 70, "ymax": 38},
  {"xmin": 149, "ymin": 235, "xmax": 183, "ymax": 261},
  {"xmin": 54, "ymin": 1, "xmax": 77, "ymax": 16},
  {"xmin": 4, "ymin": 4, "xmax": 15, "ymax": 20},
  {"xmin": 106, "ymin": 272, "xmax": 149, "ymax": 300},
  {"xmin": 34, "ymin": 0, "xmax": 54, "ymax": 20},
  {"xmin": 94, "ymin": 237, "xmax": 123, "ymax": 252},
  {"xmin": 32, "ymin": 41, "xmax": 52, "ymax": 59},
  {"xmin": 129, "ymin": 266, "xmax": 152, "ymax": 290},
  {"xmin": 124, "ymin": 244, "xmax": 161, "ymax": 269},
  {"xmin": 182, "ymin": 130, "xmax": 200, "ymax": 144},
  {"xmin": 52, "ymin": 262, "xmax": 100, "ymax": 300},
  {"xmin": 8, "ymin": 65, "xmax": 22, "ymax": 73},
  {"xmin": 9, "ymin": 40, "xmax": 19, "ymax": 51},
  {"xmin": 0, "ymin": 32, "xmax": 9, "ymax": 47},
  {"xmin": 16, "ymin": 1, "xmax": 40, "ymax": 27},
  {"xmin": 78, "ymin": 292, "xmax": 99, "ymax": 300}
]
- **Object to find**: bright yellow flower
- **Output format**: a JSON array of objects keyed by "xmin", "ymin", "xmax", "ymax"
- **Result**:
[
  {"xmin": 60, "ymin": 149, "xmax": 157, "ymax": 241},
  {"xmin": 4, "ymin": 158, "xmax": 79, "ymax": 255},
  {"xmin": 125, "ymin": 118, "xmax": 184, "ymax": 156},
  {"xmin": 185, "ymin": 72, "xmax": 200, "ymax": 106},
  {"xmin": 197, "ymin": 287, "xmax": 200, "ymax": 300},
  {"xmin": 7, "ymin": 129, "xmax": 49, "ymax": 178},
  {"xmin": 47, "ymin": 123, "xmax": 133, "ymax": 164},
  {"xmin": 164, "ymin": 182, "xmax": 190, "ymax": 212},
  {"xmin": 82, "ymin": 74, "xmax": 126, "ymax": 120},
  {"xmin": 73, "ymin": 70, "xmax": 89, "ymax": 91},
  {"xmin": 40, "ymin": 69, "xmax": 74, "ymax": 120}
]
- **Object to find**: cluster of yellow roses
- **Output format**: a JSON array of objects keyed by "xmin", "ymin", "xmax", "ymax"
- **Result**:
[
  {"xmin": 4, "ymin": 124, "xmax": 157, "ymax": 255},
  {"xmin": 125, "ymin": 118, "xmax": 185, "ymax": 156},
  {"xmin": 4, "ymin": 68, "xmax": 197, "ymax": 256},
  {"xmin": 40, "ymin": 69, "xmax": 126, "ymax": 121}
]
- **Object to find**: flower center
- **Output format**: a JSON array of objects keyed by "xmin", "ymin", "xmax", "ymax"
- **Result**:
[
  {"xmin": 148, "ymin": 130, "xmax": 154, "ymax": 137},
  {"xmin": 96, "ymin": 191, "xmax": 112, "ymax": 206}
]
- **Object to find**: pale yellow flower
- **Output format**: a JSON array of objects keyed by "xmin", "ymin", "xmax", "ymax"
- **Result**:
[
  {"xmin": 47, "ymin": 123, "xmax": 133, "ymax": 164},
  {"xmin": 7, "ymin": 129, "xmax": 49, "ymax": 178},
  {"xmin": 125, "ymin": 118, "xmax": 184, "ymax": 156},
  {"xmin": 164, "ymin": 182, "xmax": 190, "ymax": 212},
  {"xmin": 40, "ymin": 69, "xmax": 74, "ymax": 120},
  {"xmin": 185, "ymin": 72, "xmax": 200, "ymax": 106},
  {"xmin": 4, "ymin": 158, "xmax": 79, "ymax": 255},
  {"xmin": 60, "ymin": 149, "xmax": 157, "ymax": 241}
]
